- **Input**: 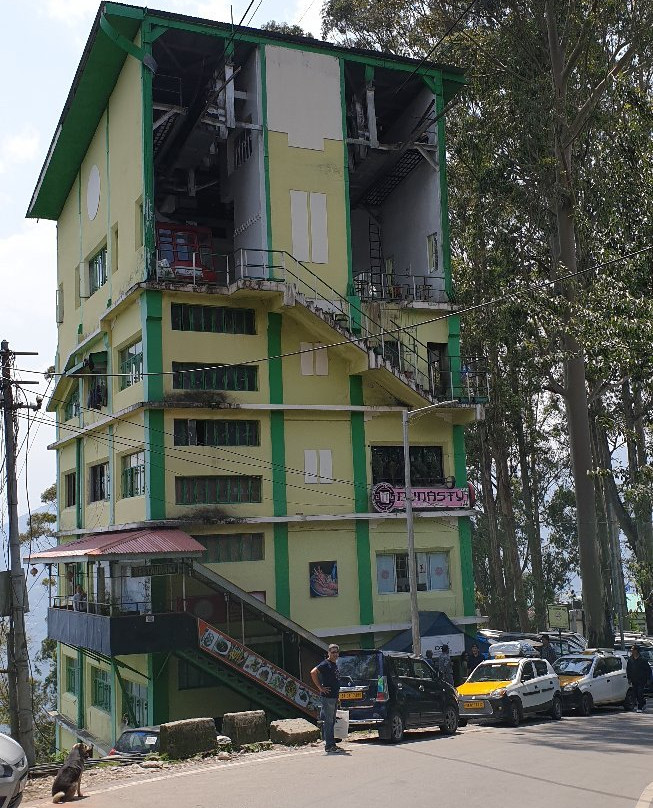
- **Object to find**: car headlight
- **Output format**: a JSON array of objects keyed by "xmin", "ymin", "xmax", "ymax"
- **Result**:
[
  {"xmin": 563, "ymin": 682, "xmax": 578, "ymax": 692},
  {"xmin": 490, "ymin": 688, "xmax": 507, "ymax": 698}
]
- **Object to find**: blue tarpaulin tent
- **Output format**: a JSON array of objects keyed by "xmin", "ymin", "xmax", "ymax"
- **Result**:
[{"xmin": 381, "ymin": 611, "xmax": 467, "ymax": 655}]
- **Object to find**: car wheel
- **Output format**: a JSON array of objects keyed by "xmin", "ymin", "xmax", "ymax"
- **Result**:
[
  {"xmin": 550, "ymin": 694, "xmax": 563, "ymax": 720},
  {"xmin": 439, "ymin": 703, "xmax": 459, "ymax": 735},
  {"xmin": 506, "ymin": 699, "xmax": 521, "ymax": 727},
  {"xmin": 623, "ymin": 689, "xmax": 636, "ymax": 711},
  {"xmin": 578, "ymin": 692, "xmax": 593, "ymax": 717},
  {"xmin": 379, "ymin": 710, "xmax": 404, "ymax": 743}
]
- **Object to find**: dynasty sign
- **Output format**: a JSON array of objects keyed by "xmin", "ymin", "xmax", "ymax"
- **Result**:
[{"xmin": 371, "ymin": 482, "xmax": 472, "ymax": 513}]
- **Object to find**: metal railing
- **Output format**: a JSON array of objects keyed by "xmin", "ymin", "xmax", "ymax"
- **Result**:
[
  {"xmin": 353, "ymin": 269, "xmax": 451, "ymax": 304},
  {"xmin": 52, "ymin": 595, "xmax": 180, "ymax": 617}
]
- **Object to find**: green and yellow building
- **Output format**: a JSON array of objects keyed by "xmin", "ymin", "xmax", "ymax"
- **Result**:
[{"xmin": 29, "ymin": 2, "xmax": 485, "ymax": 752}]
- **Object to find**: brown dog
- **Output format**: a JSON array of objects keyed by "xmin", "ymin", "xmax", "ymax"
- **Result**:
[{"xmin": 51, "ymin": 742, "xmax": 93, "ymax": 803}]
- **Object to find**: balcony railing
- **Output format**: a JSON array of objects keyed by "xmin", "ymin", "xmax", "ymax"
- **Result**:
[{"xmin": 353, "ymin": 270, "xmax": 451, "ymax": 304}]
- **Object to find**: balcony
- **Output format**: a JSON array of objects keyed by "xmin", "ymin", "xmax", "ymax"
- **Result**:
[{"xmin": 353, "ymin": 270, "xmax": 451, "ymax": 305}]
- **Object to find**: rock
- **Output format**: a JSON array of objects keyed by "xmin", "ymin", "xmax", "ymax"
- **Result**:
[
  {"xmin": 217, "ymin": 752, "xmax": 231, "ymax": 760},
  {"xmin": 221, "ymin": 710, "xmax": 268, "ymax": 747},
  {"xmin": 159, "ymin": 718, "xmax": 218, "ymax": 760},
  {"xmin": 139, "ymin": 761, "xmax": 163, "ymax": 769},
  {"xmin": 269, "ymin": 718, "xmax": 320, "ymax": 746}
]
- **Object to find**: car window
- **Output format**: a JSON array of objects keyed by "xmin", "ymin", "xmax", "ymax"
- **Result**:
[
  {"xmin": 521, "ymin": 662, "xmax": 535, "ymax": 682},
  {"xmin": 116, "ymin": 731, "xmax": 158, "ymax": 753},
  {"xmin": 337, "ymin": 653, "xmax": 380, "ymax": 682},
  {"xmin": 594, "ymin": 660, "xmax": 607, "ymax": 677},
  {"xmin": 554, "ymin": 657, "xmax": 592, "ymax": 676},
  {"xmin": 468, "ymin": 663, "xmax": 519, "ymax": 683},
  {"xmin": 605, "ymin": 657, "xmax": 623, "ymax": 674},
  {"xmin": 393, "ymin": 658, "xmax": 413, "ymax": 678},
  {"xmin": 412, "ymin": 660, "xmax": 435, "ymax": 680},
  {"xmin": 533, "ymin": 660, "xmax": 549, "ymax": 677}
]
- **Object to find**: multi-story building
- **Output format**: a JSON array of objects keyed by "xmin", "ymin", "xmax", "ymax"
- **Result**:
[{"xmin": 29, "ymin": 3, "xmax": 485, "ymax": 752}]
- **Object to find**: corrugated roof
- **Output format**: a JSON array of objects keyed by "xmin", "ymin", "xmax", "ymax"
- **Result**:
[{"xmin": 29, "ymin": 528, "xmax": 205, "ymax": 563}]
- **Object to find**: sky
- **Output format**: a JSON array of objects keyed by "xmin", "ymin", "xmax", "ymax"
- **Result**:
[{"xmin": 0, "ymin": 0, "xmax": 322, "ymax": 523}]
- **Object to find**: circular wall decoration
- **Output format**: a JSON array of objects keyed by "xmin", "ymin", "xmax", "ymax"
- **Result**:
[{"xmin": 86, "ymin": 164, "xmax": 101, "ymax": 221}]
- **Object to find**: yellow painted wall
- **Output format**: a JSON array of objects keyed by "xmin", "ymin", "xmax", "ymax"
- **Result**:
[
  {"xmin": 111, "ymin": 296, "xmax": 144, "ymax": 412},
  {"xmin": 168, "ymin": 657, "xmax": 253, "ymax": 720},
  {"xmin": 114, "ymin": 414, "xmax": 146, "ymax": 524},
  {"xmin": 83, "ymin": 656, "xmax": 112, "ymax": 743},
  {"xmin": 59, "ymin": 443, "xmax": 78, "ymax": 532}
]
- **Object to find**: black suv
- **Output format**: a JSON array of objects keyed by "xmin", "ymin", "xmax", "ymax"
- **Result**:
[{"xmin": 336, "ymin": 650, "xmax": 459, "ymax": 742}]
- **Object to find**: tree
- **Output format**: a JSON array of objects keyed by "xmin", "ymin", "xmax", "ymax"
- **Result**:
[{"xmin": 261, "ymin": 21, "xmax": 310, "ymax": 38}]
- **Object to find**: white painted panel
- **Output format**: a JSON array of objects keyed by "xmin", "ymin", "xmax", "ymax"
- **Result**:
[
  {"xmin": 319, "ymin": 450, "xmax": 333, "ymax": 484},
  {"xmin": 300, "ymin": 341, "xmax": 314, "ymax": 376},
  {"xmin": 314, "ymin": 344, "xmax": 328, "ymax": 376},
  {"xmin": 265, "ymin": 46, "xmax": 342, "ymax": 150},
  {"xmin": 310, "ymin": 192, "xmax": 328, "ymax": 264},
  {"xmin": 290, "ymin": 190, "xmax": 310, "ymax": 261},
  {"xmin": 304, "ymin": 449, "xmax": 318, "ymax": 483}
]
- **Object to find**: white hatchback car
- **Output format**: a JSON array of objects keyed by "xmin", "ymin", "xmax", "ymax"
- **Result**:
[
  {"xmin": 0, "ymin": 733, "xmax": 28, "ymax": 808},
  {"xmin": 554, "ymin": 652, "xmax": 634, "ymax": 714}
]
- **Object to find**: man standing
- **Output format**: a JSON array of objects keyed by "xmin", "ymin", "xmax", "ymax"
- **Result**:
[
  {"xmin": 311, "ymin": 644, "xmax": 343, "ymax": 752},
  {"xmin": 467, "ymin": 643, "xmax": 484, "ymax": 672},
  {"xmin": 437, "ymin": 644, "xmax": 454, "ymax": 686},
  {"xmin": 627, "ymin": 645, "xmax": 651, "ymax": 712},
  {"xmin": 539, "ymin": 634, "xmax": 557, "ymax": 665}
]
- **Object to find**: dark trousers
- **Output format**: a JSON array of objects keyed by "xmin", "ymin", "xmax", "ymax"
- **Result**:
[{"xmin": 633, "ymin": 682, "xmax": 647, "ymax": 709}]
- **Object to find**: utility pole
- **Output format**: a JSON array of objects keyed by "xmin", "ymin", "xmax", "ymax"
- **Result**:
[{"xmin": 1, "ymin": 340, "xmax": 37, "ymax": 765}]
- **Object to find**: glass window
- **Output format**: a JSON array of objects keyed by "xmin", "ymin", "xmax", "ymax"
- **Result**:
[
  {"xmin": 119, "ymin": 340, "xmax": 143, "ymax": 389},
  {"xmin": 91, "ymin": 666, "xmax": 111, "ymax": 712},
  {"xmin": 195, "ymin": 533, "xmax": 264, "ymax": 563},
  {"xmin": 174, "ymin": 419, "xmax": 260, "ymax": 447},
  {"xmin": 175, "ymin": 476, "xmax": 262, "ymax": 505},
  {"xmin": 171, "ymin": 304, "xmax": 255, "ymax": 334},
  {"xmin": 65, "ymin": 656, "xmax": 78, "ymax": 695},
  {"xmin": 371, "ymin": 446, "xmax": 444, "ymax": 487},
  {"xmin": 172, "ymin": 362, "xmax": 258, "ymax": 391},
  {"xmin": 412, "ymin": 660, "xmax": 435, "ymax": 680},
  {"xmin": 65, "ymin": 472, "xmax": 76, "ymax": 508},
  {"xmin": 89, "ymin": 247, "xmax": 108, "ymax": 296},
  {"xmin": 64, "ymin": 388, "xmax": 80, "ymax": 421},
  {"xmin": 393, "ymin": 658, "xmax": 413, "ymax": 678},
  {"xmin": 89, "ymin": 463, "xmax": 109, "ymax": 503},
  {"xmin": 376, "ymin": 552, "xmax": 450, "ymax": 594},
  {"xmin": 533, "ymin": 660, "xmax": 549, "ymax": 677},
  {"xmin": 594, "ymin": 660, "xmax": 607, "ymax": 677},
  {"xmin": 468, "ymin": 663, "xmax": 519, "ymax": 683},
  {"xmin": 553, "ymin": 657, "xmax": 592, "ymax": 676},
  {"xmin": 123, "ymin": 680, "xmax": 148, "ymax": 727},
  {"xmin": 521, "ymin": 662, "xmax": 535, "ymax": 682},
  {"xmin": 605, "ymin": 657, "xmax": 623, "ymax": 674},
  {"xmin": 122, "ymin": 451, "xmax": 145, "ymax": 498}
]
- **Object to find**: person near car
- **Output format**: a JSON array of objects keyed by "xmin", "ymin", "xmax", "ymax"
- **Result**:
[
  {"xmin": 467, "ymin": 643, "xmax": 484, "ymax": 672},
  {"xmin": 437, "ymin": 645, "xmax": 454, "ymax": 686},
  {"xmin": 627, "ymin": 645, "xmax": 651, "ymax": 711},
  {"xmin": 539, "ymin": 634, "xmax": 557, "ymax": 665},
  {"xmin": 311, "ymin": 644, "xmax": 343, "ymax": 752}
]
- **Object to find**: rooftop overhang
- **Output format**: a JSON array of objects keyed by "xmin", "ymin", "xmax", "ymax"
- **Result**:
[{"xmin": 27, "ymin": 527, "xmax": 205, "ymax": 565}]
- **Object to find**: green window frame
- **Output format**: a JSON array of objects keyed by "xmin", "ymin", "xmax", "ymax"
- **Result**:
[
  {"xmin": 195, "ymin": 533, "xmax": 265, "ymax": 563},
  {"xmin": 122, "ymin": 451, "xmax": 145, "ymax": 498},
  {"xmin": 89, "ymin": 462, "xmax": 109, "ymax": 503},
  {"xmin": 173, "ymin": 419, "xmax": 260, "ymax": 447},
  {"xmin": 172, "ymin": 362, "xmax": 257, "ymax": 391},
  {"xmin": 119, "ymin": 340, "xmax": 143, "ymax": 389},
  {"xmin": 175, "ymin": 476, "xmax": 262, "ymax": 505},
  {"xmin": 64, "ymin": 388, "xmax": 79, "ymax": 421},
  {"xmin": 371, "ymin": 446, "xmax": 444, "ymax": 487},
  {"xmin": 89, "ymin": 247, "xmax": 108, "ymax": 296},
  {"xmin": 171, "ymin": 303, "xmax": 255, "ymax": 334},
  {"xmin": 123, "ymin": 680, "xmax": 148, "ymax": 727},
  {"xmin": 91, "ymin": 666, "xmax": 111, "ymax": 712},
  {"xmin": 65, "ymin": 472, "xmax": 76, "ymax": 508},
  {"xmin": 65, "ymin": 656, "xmax": 78, "ymax": 695}
]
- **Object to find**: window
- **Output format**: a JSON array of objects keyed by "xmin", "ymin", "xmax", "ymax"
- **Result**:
[
  {"xmin": 65, "ymin": 472, "xmax": 76, "ymax": 508},
  {"xmin": 195, "ymin": 533, "xmax": 264, "ymax": 563},
  {"xmin": 122, "ymin": 451, "xmax": 145, "ymax": 498},
  {"xmin": 290, "ymin": 190, "xmax": 328, "ymax": 263},
  {"xmin": 427, "ymin": 233, "xmax": 438, "ymax": 273},
  {"xmin": 521, "ymin": 662, "xmax": 535, "ymax": 682},
  {"xmin": 304, "ymin": 450, "xmax": 333, "ymax": 484},
  {"xmin": 87, "ymin": 352, "xmax": 108, "ymax": 410},
  {"xmin": 171, "ymin": 304, "xmax": 255, "ymax": 334},
  {"xmin": 299, "ymin": 342, "xmax": 328, "ymax": 376},
  {"xmin": 604, "ymin": 657, "xmax": 623, "ymax": 674},
  {"xmin": 376, "ymin": 551, "xmax": 450, "ymax": 594},
  {"xmin": 65, "ymin": 656, "xmax": 78, "ymax": 695},
  {"xmin": 64, "ymin": 388, "xmax": 79, "ymax": 421},
  {"xmin": 89, "ymin": 247, "xmax": 108, "ymax": 296},
  {"xmin": 178, "ymin": 658, "xmax": 216, "ymax": 690},
  {"xmin": 172, "ymin": 362, "xmax": 257, "ymax": 391},
  {"xmin": 533, "ymin": 660, "xmax": 549, "ymax": 677},
  {"xmin": 119, "ymin": 340, "xmax": 143, "ymax": 389},
  {"xmin": 175, "ymin": 476, "xmax": 262, "ymax": 505},
  {"xmin": 371, "ymin": 446, "xmax": 443, "ymax": 487},
  {"xmin": 91, "ymin": 666, "xmax": 111, "ymax": 712},
  {"xmin": 412, "ymin": 660, "xmax": 435, "ymax": 680},
  {"xmin": 123, "ymin": 680, "xmax": 148, "ymax": 727},
  {"xmin": 174, "ymin": 419, "xmax": 260, "ymax": 447},
  {"xmin": 90, "ymin": 463, "xmax": 109, "ymax": 503}
]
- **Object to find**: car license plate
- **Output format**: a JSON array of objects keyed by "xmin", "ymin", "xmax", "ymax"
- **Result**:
[
  {"xmin": 340, "ymin": 691, "xmax": 363, "ymax": 700},
  {"xmin": 464, "ymin": 701, "xmax": 484, "ymax": 709}
]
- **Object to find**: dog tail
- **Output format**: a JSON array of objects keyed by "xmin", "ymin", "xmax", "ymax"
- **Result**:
[{"xmin": 52, "ymin": 791, "xmax": 66, "ymax": 804}]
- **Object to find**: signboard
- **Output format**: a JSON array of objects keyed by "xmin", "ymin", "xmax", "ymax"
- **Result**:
[
  {"xmin": 197, "ymin": 619, "xmax": 320, "ymax": 716},
  {"xmin": 421, "ymin": 634, "xmax": 465, "ymax": 657},
  {"xmin": 547, "ymin": 604, "xmax": 570, "ymax": 631},
  {"xmin": 371, "ymin": 483, "xmax": 471, "ymax": 513}
]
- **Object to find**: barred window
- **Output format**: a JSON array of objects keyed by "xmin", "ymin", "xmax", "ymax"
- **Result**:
[
  {"xmin": 89, "ymin": 247, "xmax": 108, "ymax": 296},
  {"xmin": 65, "ymin": 472, "xmax": 76, "ymax": 508},
  {"xmin": 65, "ymin": 656, "xmax": 78, "ymax": 695},
  {"xmin": 175, "ymin": 476, "xmax": 262, "ymax": 505},
  {"xmin": 64, "ymin": 388, "xmax": 80, "ymax": 421},
  {"xmin": 123, "ymin": 680, "xmax": 148, "ymax": 727},
  {"xmin": 195, "ymin": 533, "xmax": 264, "ymax": 563},
  {"xmin": 119, "ymin": 340, "xmax": 143, "ymax": 389},
  {"xmin": 174, "ymin": 419, "xmax": 260, "ymax": 447},
  {"xmin": 89, "ymin": 463, "xmax": 109, "ymax": 503},
  {"xmin": 172, "ymin": 362, "xmax": 257, "ymax": 391},
  {"xmin": 371, "ymin": 446, "xmax": 443, "ymax": 487},
  {"xmin": 91, "ymin": 666, "xmax": 111, "ymax": 712},
  {"xmin": 122, "ymin": 451, "xmax": 145, "ymax": 498},
  {"xmin": 171, "ymin": 304, "xmax": 255, "ymax": 334}
]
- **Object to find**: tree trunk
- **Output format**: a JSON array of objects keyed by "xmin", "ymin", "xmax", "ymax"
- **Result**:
[{"xmin": 479, "ymin": 424, "xmax": 508, "ymax": 628}]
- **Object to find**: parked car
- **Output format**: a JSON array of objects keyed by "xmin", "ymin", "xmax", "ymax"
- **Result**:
[
  {"xmin": 336, "ymin": 650, "xmax": 460, "ymax": 743},
  {"xmin": 0, "ymin": 733, "xmax": 28, "ymax": 808},
  {"xmin": 555, "ymin": 652, "xmax": 634, "ymax": 714},
  {"xmin": 108, "ymin": 726, "xmax": 160, "ymax": 756},
  {"xmin": 457, "ymin": 655, "xmax": 562, "ymax": 727}
]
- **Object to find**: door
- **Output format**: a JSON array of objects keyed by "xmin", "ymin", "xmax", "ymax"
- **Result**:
[
  {"xmin": 391, "ymin": 657, "xmax": 423, "ymax": 727},
  {"xmin": 519, "ymin": 662, "xmax": 541, "ymax": 712},
  {"xmin": 590, "ymin": 659, "xmax": 610, "ymax": 704},
  {"xmin": 411, "ymin": 659, "xmax": 445, "ymax": 725},
  {"xmin": 603, "ymin": 656, "xmax": 628, "ymax": 702},
  {"xmin": 533, "ymin": 659, "xmax": 557, "ymax": 709}
]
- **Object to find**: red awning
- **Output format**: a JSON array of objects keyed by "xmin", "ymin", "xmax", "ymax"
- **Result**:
[{"xmin": 27, "ymin": 528, "xmax": 205, "ymax": 564}]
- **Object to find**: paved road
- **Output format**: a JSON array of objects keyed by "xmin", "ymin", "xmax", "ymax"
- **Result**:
[{"xmin": 25, "ymin": 710, "xmax": 653, "ymax": 808}]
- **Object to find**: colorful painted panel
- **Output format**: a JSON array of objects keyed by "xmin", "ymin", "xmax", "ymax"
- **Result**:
[{"xmin": 309, "ymin": 561, "xmax": 338, "ymax": 598}]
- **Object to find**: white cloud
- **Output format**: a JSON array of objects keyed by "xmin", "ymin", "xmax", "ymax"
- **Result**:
[
  {"xmin": 291, "ymin": 0, "xmax": 322, "ymax": 38},
  {"xmin": 43, "ymin": 0, "xmax": 98, "ymax": 25},
  {"xmin": 0, "ymin": 126, "xmax": 40, "ymax": 175}
]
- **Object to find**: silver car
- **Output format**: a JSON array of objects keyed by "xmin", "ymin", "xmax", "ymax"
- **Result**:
[{"xmin": 0, "ymin": 733, "xmax": 28, "ymax": 808}]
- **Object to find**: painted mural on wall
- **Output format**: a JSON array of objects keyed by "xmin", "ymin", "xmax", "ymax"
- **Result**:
[
  {"xmin": 309, "ymin": 561, "xmax": 338, "ymax": 597},
  {"xmin": 197, "ymin": 619, "xmax": 321, "ymax": 716}
]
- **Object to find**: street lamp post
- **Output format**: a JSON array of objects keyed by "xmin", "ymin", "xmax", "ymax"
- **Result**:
[{"xmin": 403, "ymin": 401, "xmax": 458, "ymax": 657}]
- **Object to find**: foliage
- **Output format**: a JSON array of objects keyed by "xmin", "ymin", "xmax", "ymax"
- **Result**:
[{"xmin": 261, "ymin": 21, "xmax": 310, "ymax": 37}]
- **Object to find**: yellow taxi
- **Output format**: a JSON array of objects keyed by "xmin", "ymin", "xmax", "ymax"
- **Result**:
[{"xmin": 457, "ymin": 646, "xmax": 562, "ymax": 727}]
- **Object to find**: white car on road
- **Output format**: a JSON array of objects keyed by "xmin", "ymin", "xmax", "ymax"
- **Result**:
[
  {"xmin": 554, "ymin": 652, "xmax": 634, "ymax": 714},
  {"xmin": 0, "ymin": 733, "xmax": 28, "ymax": 808}
]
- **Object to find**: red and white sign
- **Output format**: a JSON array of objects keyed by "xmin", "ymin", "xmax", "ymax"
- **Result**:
[{"xmin": 371, "ymin": 483, "xmax": 473, "ymax": 513}]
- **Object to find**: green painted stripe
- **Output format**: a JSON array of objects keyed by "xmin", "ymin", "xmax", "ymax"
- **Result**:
[
  {"xmin": 77, "ymin": 649, "xmax": 85, "ymax": 729},
  {"xmin": 448, "ymin": 313, "xmax": 462, "ymax": 396},
  {"xmin": 141, "ymin": 289, "xmax": 163, "ymax": 401},
  {"xmin": 147, "ymin": 653, "xmax": 169, "ymax": 725},
  {"xmin": 145, "ymin": 409, "xmax": 166, "ymax": 520},
  {"xmin": 350, "ymin": 376, "xmax": 374, "ymax": 627},
  {"xmin": 453, "ymin": 424, "xmax": 474, "ymax": 614},
  {"xmin": 452, "ymin": 424, "xmax": 467, "ymax": 485},
  {"xmin": 260, "ymin": 45, "xmax": 273, "ymax": 258}
]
